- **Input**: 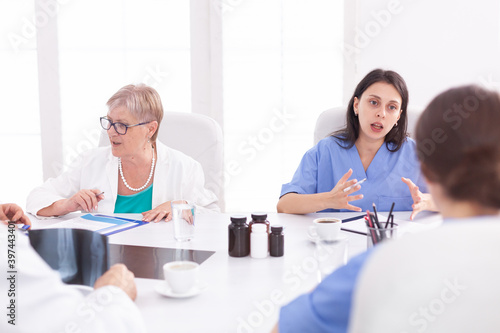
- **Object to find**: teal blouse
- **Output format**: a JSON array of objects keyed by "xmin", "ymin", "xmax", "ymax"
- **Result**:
[{"xmin": 114, "ymin": 184, "xmax": 153, "ymax": 213}]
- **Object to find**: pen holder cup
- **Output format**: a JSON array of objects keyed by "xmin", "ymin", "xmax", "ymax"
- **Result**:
[{"xmin": 366, "ymin": 223, "xmax": 398, "ymax": 248}]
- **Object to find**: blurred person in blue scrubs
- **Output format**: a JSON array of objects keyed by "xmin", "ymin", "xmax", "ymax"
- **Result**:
[
  {"xmin": 273, "ymin": 84, "xmax": 500, "ymax": 333},
  {"xmin": 277, "ymin": 69, "xmax": 436, "ymax": 219},
  {"xmin": 0, "ymin": 203, "xmax": 146, "ymax": 332}
]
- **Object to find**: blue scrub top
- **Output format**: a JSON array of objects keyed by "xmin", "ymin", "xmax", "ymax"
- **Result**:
[
  {"xmin": 280, "ymin": 136, "xmax": 427, "ymax": 212},
  {"xmin": 279, "ymin": 249, "xmax": 374, "ymax": 333}
]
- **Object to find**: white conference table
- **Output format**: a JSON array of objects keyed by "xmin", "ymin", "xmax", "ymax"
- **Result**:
[{"xmin": 29, "ymin": 211, "xmax": 442, "ymax": 333}]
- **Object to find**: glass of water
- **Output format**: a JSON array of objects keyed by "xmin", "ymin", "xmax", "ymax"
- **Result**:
[{"xmin": 171, "ymin": 202, "xmax": 196, "ymax": 241}]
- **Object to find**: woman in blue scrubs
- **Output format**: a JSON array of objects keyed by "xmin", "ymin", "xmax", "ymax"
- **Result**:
[{"xmin": 277, "ymin": 69, "xmax": 435, "ymax": 217}]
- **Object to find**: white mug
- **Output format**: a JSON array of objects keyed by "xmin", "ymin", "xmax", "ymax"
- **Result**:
[
  {"xmin": 310, "ymin": 217, "xmax": 342, "ymax": 241},
  {"xmin": 163, "ymin": 261, "xmax": 199, "ymax": 294}
]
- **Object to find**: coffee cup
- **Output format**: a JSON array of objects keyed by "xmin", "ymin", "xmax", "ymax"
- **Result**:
[
  {"xmin": 163, "ymin": 261, "xmax": 199, "ymax": 294},
  {"xmin": 310, "ymin": 217, "xmax": 342, "ymax": 241}
]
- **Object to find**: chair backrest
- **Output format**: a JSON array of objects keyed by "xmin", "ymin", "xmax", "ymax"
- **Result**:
[
  {"xmin": 313, "ymin": 107, "xmax": 422, "ymax": 145},
  {"xmin": 405, "ymin": 107, "xmax": 421, "ymax": 138},
  {"xmin": 313, "ymin": 107, "xmax": 346, "ymax": 145},
  {"xmin": 99, "ymin": 112, "xmax": 225, "ymax": 211},
  {"xmin": 349, "ymin": 221, "xmax": 500, "ymax": 333}
]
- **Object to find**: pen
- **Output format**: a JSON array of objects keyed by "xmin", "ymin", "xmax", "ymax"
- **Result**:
[
  {"xmin": 372, "ymin": 203, "xmax": 382, "ymax": 228},
  {"xmin": 8, "ymin": 221, "xmax": 30, "ymax": 231},
  {"xmin": 365, "ymin": 210, "xmax": 379, "ymax": 245},
  {"xmin": 343, "ymin": 178, "xmax": 367, "ymax": 192},
  {"xmin": 342, "ymin": 214, "xmax": 366, "ymax": 223},
  {"xmin": 372, "ymin": 204, "xmax": 385, "ymax": 240},
  {"xmin": 385, "ymin": 202, "xmax": 395, "ymax": 228},
  {"xmin": 96, "ymin": 191, "xmax": 105, "ymax": 197},
  {"xmin": 341, "ymin": 228, "xmax": 367, "ymax": 236},
  {"xmin": 365, "ymin": 211, "xmax": 373, "ymax": 228}
]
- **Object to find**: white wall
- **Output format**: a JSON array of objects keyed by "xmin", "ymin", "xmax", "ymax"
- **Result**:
[
  {"xmin": 0, "ymin": 0, "xmax": 41, "ymax": 207},
  {"xmin": 222, "ymin": 0, "xmax": 344, "ymax": 212},
  {"xmin": 351, "ymin": 0, "xmax": 500, "ymax": 109}
]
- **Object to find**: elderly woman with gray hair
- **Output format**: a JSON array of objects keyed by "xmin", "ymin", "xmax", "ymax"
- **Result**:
[{"xmin": 27, "ymin": 84, "xmax": 219, "ymax": 222}]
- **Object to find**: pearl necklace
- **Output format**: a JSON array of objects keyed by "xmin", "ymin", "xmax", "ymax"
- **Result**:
[{"xmin": 118, "ymin": 148, "xmax": 155, "ymax": 192}]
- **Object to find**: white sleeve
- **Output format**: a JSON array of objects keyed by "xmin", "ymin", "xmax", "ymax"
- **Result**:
[
  {"xmin": 25, "ymin": 150, "xmax": 91, "ymax": 218},
  {"xmin": 75, "ymin": 286, "xmax": 147, "ymax": 333},
  {"xmin": 186, "ymin": 160, "xmax": 220, "ymax": 213},
  {"xmin": 0, "ymin": 227, "xmax": 146, "ymax": 333}
]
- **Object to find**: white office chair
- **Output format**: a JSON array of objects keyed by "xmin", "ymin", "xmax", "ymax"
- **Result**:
[
  {"xmin": 406, "ymin": 107, "xmax": 422, "ymax": 138},
  {"xmin": 313, "ymin": 107, "xmax": 347, "ymax": 145},
  {"xmin": 349, "ymin": 221, "xmax": 500, "ymax": 332},
  {"xmin": 313, "ymin": 107, "xmax": 422, "ymax": 145},
  {"xmin": 99, "ymin": 112, "xmax": 225, "ymax": 211}
]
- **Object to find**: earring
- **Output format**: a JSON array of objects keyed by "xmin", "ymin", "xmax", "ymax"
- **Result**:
[
  {"xmin": 394, "ymin": 122, "xmax": 398, "ymax": 127},
  {"xmin": 148, "ymin": 137, "xmax": 151, "ymax": 143}
]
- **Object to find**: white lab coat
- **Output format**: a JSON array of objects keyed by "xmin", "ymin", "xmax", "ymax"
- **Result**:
[
  {"xmin": 0, "ymin": 226, "xmax": 146, "ymax": 333},
  {"xmin": 26, "ymin": 141, "xmax": 219, "ymax": 216}
]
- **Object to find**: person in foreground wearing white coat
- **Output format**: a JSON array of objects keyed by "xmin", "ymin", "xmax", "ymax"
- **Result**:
[
  {"xmin": 27, "ymin": 84, "xmax": 219, "ymax": 221},
  {"xmin": 1, "ymin": 203, "xmax": 146, "ymax": 333}
]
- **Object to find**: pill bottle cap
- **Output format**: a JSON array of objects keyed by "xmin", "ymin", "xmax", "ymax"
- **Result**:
[
  {"xmin": 230, "ymin": 215, "xmax": 247, "ymax": 224},
  {"xmin": 271, "ymin": 225, "xmax": 283, "ymax": 233},
  {"xmin": 251, "ymin": 213, "xmax": 268, "ymax": 221}
]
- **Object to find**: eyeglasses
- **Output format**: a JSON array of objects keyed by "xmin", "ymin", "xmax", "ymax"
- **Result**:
[{"xmin": 100, "ymin": 117, "xmax": 151, "ymax": 135}]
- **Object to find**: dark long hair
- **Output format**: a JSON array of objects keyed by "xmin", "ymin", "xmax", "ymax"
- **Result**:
[
  {"xmin": 333, "ymin": 69, "xmax": 409, "ymax": 152},
  {"xmin": 416, "ymin": 85, "xmax": 500, "ymax": 208}
]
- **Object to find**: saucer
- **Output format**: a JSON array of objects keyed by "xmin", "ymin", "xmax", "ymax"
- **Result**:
[
  {"xmin": 307, "ymin": 230, "xmax": 320, "ymax": 243},
  {"xmin": 155, "ymin": 281, "xmax": 208, "ymax": 298},
  {"xmin": 307, "ymin": 231, "xmax": 347, "ymax": 244}
]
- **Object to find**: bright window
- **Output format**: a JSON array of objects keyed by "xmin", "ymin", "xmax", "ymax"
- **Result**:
[
  {"xmin": 57, "ymin": 0, "xmax": 191, "ymax": 172},
  {"xmin": 0, "ymin": 0, "xmax": 41, "ymax": 207},
  {"xmin": 222, "ymin": 0, "xmax": 344, "ymax": 212}
]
